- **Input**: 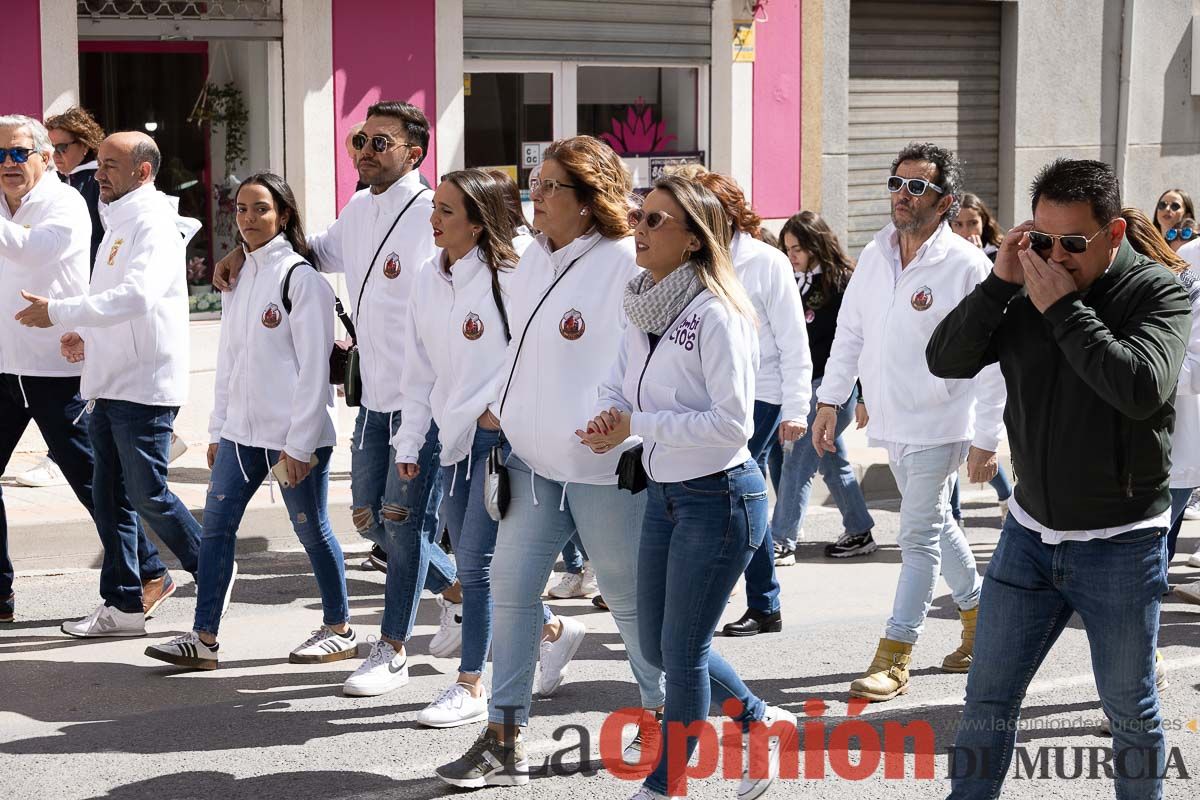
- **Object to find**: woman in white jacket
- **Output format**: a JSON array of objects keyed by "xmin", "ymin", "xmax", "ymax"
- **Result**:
[
  {"xmin": 581, "ymin": 176, "xmax": 793, "ymax": 800},
  {"xmin": 146, "ymin": 173, "xmax": 348, "ymax": 670},
  {"xmin": 388, "ymin": 169, "xmax": 519, "ymax": 728}
]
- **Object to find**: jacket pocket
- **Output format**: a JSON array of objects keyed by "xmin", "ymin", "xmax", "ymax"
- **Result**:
[{"xmin": 638, "ymin": 379, "xmax": 678, "ymax": 413}]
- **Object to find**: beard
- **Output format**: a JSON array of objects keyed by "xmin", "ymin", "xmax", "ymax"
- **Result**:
[{"xmin": 891, "ymin": 203, "xmax": 937, "ymax": 233}]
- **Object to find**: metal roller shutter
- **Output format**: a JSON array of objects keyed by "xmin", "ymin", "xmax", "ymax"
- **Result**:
[
  {"xmin": 847, "ymin": 0, "xmax": 1001, "ymax": 253},
  {"xmin": 463, "ymin": 0, "xmax": 712, "ymax": 63}
]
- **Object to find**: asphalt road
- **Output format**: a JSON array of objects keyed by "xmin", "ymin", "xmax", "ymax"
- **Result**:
[{"xmin": 3, "ymin": 490, "xmax": 1198, "ymax": 800}]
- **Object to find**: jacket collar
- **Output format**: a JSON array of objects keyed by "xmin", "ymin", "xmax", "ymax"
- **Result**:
[
  {"xmin": 536, "ymin": 227, "xmax": 605, "ymax": 274},
  {"xmin": 99, "ymin": 183, "xmax": 158, "ymax": 228},
  {"xmin": 438, "ymin": 246, "xmax": 486, "ymax": 284},
  {"xmin": 876, "ymin": 220, "xmax": 955, "ymax": 268},
  {"xmin": 243, "ymin": 233, "xmax": 297, "ymax": 270},
  {"xmin": 70, "ymin": 160, "xmax": 98, "ymax": 176},
  {"xmin": 368, "ymin": 168, "xmax": 427, "ymax": 213},
  {"xmin": 1083, "ymin": 237, "xmax": 1138, "ymax": 297}
]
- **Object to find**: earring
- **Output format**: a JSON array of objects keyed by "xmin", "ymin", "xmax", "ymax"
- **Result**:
[{"xmin": 579, "ymin": 208, "xmax": 589, "ymax": 217}]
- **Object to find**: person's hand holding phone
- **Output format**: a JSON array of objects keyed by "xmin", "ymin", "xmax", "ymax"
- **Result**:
[{"xmin": 279, "ymin": 452, "xmax": 313, "ymax": 487}]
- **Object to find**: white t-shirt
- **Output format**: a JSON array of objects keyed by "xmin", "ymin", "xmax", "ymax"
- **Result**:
[{"xmin": 1007, "ymin": 494, "xmax": 1171, "ymax": 545}]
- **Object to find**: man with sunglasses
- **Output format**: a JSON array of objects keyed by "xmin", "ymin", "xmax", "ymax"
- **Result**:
[
  {"xmin": 0, "ymin": 115, "xmax": 94, "ymax": 625},
  {"xmin": 811, "ymin": 142, "xmax": 1006, "ymax": 703},
  {"xmin": 929, "ymin": 158, "xmax": 1189, "ymax": 800}
]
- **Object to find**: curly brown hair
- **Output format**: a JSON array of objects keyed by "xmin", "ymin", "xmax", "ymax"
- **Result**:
[
  {"xmin": 542, "ymin": 136, "xmax": 632, "ymax": 239},
  {"xmin": 44, "ymin": 107, "xmax": 105, "ymax": 160},
  {"xmin": 1121, "ymin": 206, "xmax": 1189, "ymax": 275}
]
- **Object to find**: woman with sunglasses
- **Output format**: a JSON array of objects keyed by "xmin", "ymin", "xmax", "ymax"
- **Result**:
[
  {"xmin": 436, "ymin": 136, "xmax": 665, "ymax": 790},
  {"xmin": 386, "ymin": 169, "xmax": 520, "ymax": 727},
  {"xmin": 1165, "ymin": 217, "xmax": 1197, "ymax": 254},
  {"xmin": 1153, "ymin": 188, "xmax": 1194, "ymax": 238},
  {"xmin": 146, "ymin": 172, "xmax": 350, "ymax": 670},
  {"xmin": 581, "ymin": 175, "xmax": 793, "ymax": 800}
]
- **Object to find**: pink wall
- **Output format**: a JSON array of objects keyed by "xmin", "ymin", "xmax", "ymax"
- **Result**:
[
  {"xmin": 2, "ymin": 0, "xmax": 42, "ymax": 117},
  {"xmin": 751, "ymin": 0, "xmax": 802, "ymax": 219},
  {"xmin": 331, "ymin": 0, "xmax": 438, "ymax": 211}
]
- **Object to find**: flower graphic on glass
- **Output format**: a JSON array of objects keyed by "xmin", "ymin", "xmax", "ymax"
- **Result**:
[{"xmin": 601, "ymin": 97, "xmax": 677, "ymax": 155}]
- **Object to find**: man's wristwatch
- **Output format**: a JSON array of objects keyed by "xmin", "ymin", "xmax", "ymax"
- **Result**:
[{"xmin": 816, "ymin": 402, "xmax": 840, "ymax": 412}]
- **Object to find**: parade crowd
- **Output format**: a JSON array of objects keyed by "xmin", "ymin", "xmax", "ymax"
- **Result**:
[{"xmin": 2, "ymin": 99, "xmax": 1199, "ymax": 800}]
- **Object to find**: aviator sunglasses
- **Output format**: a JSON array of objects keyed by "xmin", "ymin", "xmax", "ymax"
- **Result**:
[{"xmin": 1028, "ymin": 223, "xmax": 1112, "ymax": 255}]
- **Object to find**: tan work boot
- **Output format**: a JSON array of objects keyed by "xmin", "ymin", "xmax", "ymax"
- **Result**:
[
  {"xmin": 849, "ymin": 638, "xmax": 912, "ymax": 701},
  {"xmin": 942, "ymin": 606, "xmax": 978, "ymax": 673}
]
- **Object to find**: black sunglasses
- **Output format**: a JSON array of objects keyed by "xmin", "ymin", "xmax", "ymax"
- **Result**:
[
  {"xmin": 1166, "ymin": 226, "xmax": 1196, "ymax": 243},
  {"xmin": 53, "ymin": 141, "xmax": 78, "ymax": 155},
  {"xmin": 352, "ymin": 133, "xmax": 414, "ymax": 154},
  {"xmin": 1028, "ymin": 224, "xmax": 1111, "ymax": 255},
  {"xmin": 887, "ymin": 176, "xmax": 945, "ymax": 197},
  {"xmin": 0, "ymin": 147, "xmax": 34, "ymax": 164},
  {"xmin": 1158, "ymin": 200, "xmax": 1183, "ymax": 212}
]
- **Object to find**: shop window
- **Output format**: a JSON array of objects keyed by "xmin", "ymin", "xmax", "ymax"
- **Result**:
[
  {"xmin": 464, "ymin": 72, "xmax": 554, "ymax": 190},
  {"xmin": 576, "ymin": 66, "xmax": 698, "ymax": 156}
]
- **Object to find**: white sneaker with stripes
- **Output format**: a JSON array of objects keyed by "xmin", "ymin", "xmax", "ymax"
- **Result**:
[
  {"xmin": 145, "ymin": 631, "xmax": 219, "ymax": 670},
  {"xmin": 289, "ymin": 626, "xmax": 358, "ymax": 664}
]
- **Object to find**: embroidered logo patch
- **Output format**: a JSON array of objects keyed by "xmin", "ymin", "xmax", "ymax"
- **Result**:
[
  {"xmin": 910, "ymin": 286, "xmax": 933, "ymax": 311},
  {"xmin": 383, "ymin": 252, "xmax": 401, "ymax": 279},
  {"xmin": 463, "ymin": 312, "xmax": 484, "ymax": 340},
  {"xmin": 559, "ymin": 308, "xmax": 585, "ymax": 340},
  {"xmin": 261, "ymin": 303, "xmax": 282, "ymax": 328},
  {"xmin": 107, "ymin": 238, "xmax": 124, "ymax": 266},
  {"xmin": 669, "ymin": 314, "xmax": 700, "ymax": 351}
]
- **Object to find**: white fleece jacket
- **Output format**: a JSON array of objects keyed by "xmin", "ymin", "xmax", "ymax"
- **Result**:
[
  {"xmin": 1170, "ymin": 267, "xmax": 1200, "ymax": 488},
  {"xmin": 307, "ymin": 169, "xmax": 436, "ymax": 413},
  {"xmin": 0, "ymin": 171, "xmax": 91, "ymax": 378},
  {"xmin": 208, "ymin": 235, "xmax": 337, "ymax": 461},
  {"xmin": 731, "ymin": 231, "xmax": 812, "ymax": 422},
  {"xmin": 49, "ymin": 184, "xmax": 198, "ymax": 406},
  {"xmin": 393, "ymin": 247, "xmax": 515, "ymax": 467},
  {"xmin": 598, "ymin": 287, "xmax": 760, "ymax": 483},
  {"xmin": 817, "ymin": 221, "xmax": 1006, "ymax": 451}
]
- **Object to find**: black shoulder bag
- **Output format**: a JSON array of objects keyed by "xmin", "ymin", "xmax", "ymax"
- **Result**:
[{"xmin": 281, "ymin": 260, "xmax": 357, "ymax": 387}]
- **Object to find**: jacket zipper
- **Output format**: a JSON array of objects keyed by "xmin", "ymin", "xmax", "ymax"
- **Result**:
[{"xmin": 1040, "ymin": 338, "xmax": 1058, "ymax": 528}]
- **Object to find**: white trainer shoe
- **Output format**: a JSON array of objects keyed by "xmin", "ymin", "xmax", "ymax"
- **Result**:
[
  {"xmin": 145, "ymin": 631, "xmax": 219, "ymax": 670},
  {"xmin": 168, "ymin": 434, "xmax": 188, "ymax": 464},
  {"xmin": 1175, "ymin": 580, "xmax": 1200, "ymax": 605},
  {"xmin": 14, "ymin": 456, "xmax": 67, "ymax": 488},
  {"xmin": 418, "ymin": 681, "xmax": 489, "ymax": 728},
  {"xmin": 1188, "ymin": 543, "xmax": 1200, "ymax": 568},
  {"xmin": 1184, "ymin": 491, "xmax": 1200, "ymax": 520},
  {"xmin": 62, "ymin": 603, "xmax": 146, "ymax": 638},
  {"xmin": 548, "ymin": 571, "xmax": 586, "ymax": 599},
  {"xmin": 289, "ymin": 626, "xmax": 357, "ymax": 664},
  {"xmin": 627, "ymin": 788, "xmax": 669, "ymax": 800},
  {"xmin": 537, "ymin": 615, "xmax": 586, "ymax": 696},
  {"xmin": 429, "ymin": 595, "xmax": 463, "ymax": 658},
  {"xmin": 343, "ymin": 638, "xmax": 409, "ymax": 696},
  {"xmin": 738, "ymin": 704, "xmax": 798, "ymax": 800}
]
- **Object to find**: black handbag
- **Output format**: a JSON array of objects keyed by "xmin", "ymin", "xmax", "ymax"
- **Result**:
[
  {"xmin": 616, "ymin": 444, "xmax": 647, "ymax": 494},
  {"xmin": 282, "ymin": 264, "xmax": 361, "ymax": 397},
  {"xmin": 483, "ymin": 272, "xmax": 513, "ymax": 522}
]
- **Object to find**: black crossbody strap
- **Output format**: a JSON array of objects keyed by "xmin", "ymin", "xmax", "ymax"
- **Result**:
[
  {"xmin": 351, "ymin": 188, "xmax": 429, "ymax": 341},
  {"xmin": 490, "ymin": 270, "xmax": 511, "ymax": 342}
]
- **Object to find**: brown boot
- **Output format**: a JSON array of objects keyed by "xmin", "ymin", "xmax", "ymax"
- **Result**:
[
  {"xmin": 942, "ymin": 607, "xmax": 978, "ymax": 673},
  {"xmin": 849, "ymin": 638, "xmax": 912, "ymax": 701},
  {"xmin": 142, "ymin": 572, "xmax": 177, "ymax": 619}
]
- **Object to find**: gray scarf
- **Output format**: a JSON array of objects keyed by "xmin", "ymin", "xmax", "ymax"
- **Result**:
[{"xmin": 623, "ymin": 263, "xmax": 705, "ymax": 335}]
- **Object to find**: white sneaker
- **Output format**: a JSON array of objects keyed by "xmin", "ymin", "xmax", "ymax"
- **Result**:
[
  {"xmin": 145, "ymin": 631, "xmax": 219, "ymax": 670},
  {"xmin": 1175, "ymin": 580, "xmax": 1200, "ymax": 606},
  {"xmin": 1188, "ymin": 543, "xmax": 1200, "ymax": 568},
  {"xmin": 537, "ymin": 615, "xmax": 586, "ymax": 696},
  {"xmin": 221, "ymin": 561, "xmax": 238, "ymax": 618},
  {"xmin": 62, "ymin": 604, "xmax": 146, "ymax": 638},
  {"xmin": 623, "ymin": 710, "xmax": 663, "ymax": 766},
  {"xmin": 289, "ymin": 626, "xmax": 357, "ymax": 664},
  {"xmin": 418, "ymin": 681, "xmax": 489, "ymax": 728},
  {"xmin": 429, "ymin": 595, "xmax": 463, "ymax": 658},
  {"xmin": 168, "ymin": 434, "xmax": 188, "ymax": 464},
  {"xmin": 581, "ymin": 562, "xmax": 598, "ymax": 594},
  {"xmin": 14, "ymin": 456, "xmax": 66, "ymax": 488},
  {"xmin": 548, "ymin": 571, "xmax": 586, "ymax": 599},
  {"xmin": 343, "ymin": 638, "xmax": 409, "ymax": 696},
  {"xmin": 627, "ymin": 788, "xmax": 668, "ymax": 800},
  {"xmin": 1184, "ymin": 491, "xmax": 1200, "ymax": 520},
  {"xmin": 738, "ymin": 705, "xmax": 798, "ymax": 800}
]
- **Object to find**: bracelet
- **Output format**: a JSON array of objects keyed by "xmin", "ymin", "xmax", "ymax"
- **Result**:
[{"xmin": 816, "ymin": 402, "xmax": 840, "ymax": 412}]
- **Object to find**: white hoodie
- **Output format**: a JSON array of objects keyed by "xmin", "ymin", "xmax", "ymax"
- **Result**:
[
  {"xmin": 731, "ymin": 231, "xmax": 812, "ymax": 422},
  {"xmin": 0, "ymin": 171, "xmax": 91, "ymax": 379},
  {"xmin": 49, "ymin": 184, "xmax": 199, "ymax": 407},
  {"xmin": 493, "ymin": 231, "xmax": 642, "ymax": 485},
  {"xmin": 1170, "ymin": 267, "xmax": 1200, "ymax": 488},
  {"xmin": 208, "ymin": 235, "xmax": 337, "ymax": 462},
  {"xmin": 393, "ymin": 247, "xmax": 514, "ymax": 467},
  {"xmin": 817, "ymin": 221, "xmax": 1006, "ymax": 451},
  {"xmin": 307, "ymin": 169, "xmax": 436, "ymax": 413},
  {"xmin": 598, "ymin": 287, "xmax": 759, "ymax": 483}
]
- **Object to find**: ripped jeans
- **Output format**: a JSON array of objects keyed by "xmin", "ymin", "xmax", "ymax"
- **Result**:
[{"xmin": 194, "ymin": 440, "xmax": 348, "ymax": 637}]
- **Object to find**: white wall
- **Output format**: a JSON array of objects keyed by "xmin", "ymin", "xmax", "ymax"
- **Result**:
[
  {"xmin": 282, "ymin": 0, "xmax": 336, "ymax": 233},
  {"xmin": 40, "ymin": 0, "xmax": 78, "ymax": 115}
]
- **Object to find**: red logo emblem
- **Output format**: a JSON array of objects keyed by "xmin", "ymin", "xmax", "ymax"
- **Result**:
[
  {"xmin": 382, "ymin": 252, "xmax": 401, "ymax": 279},
  {"xmin": 463, "ymin": 312, "xmax": 484, "ymax": 340},
  {"xmin": 910, "ymin": 286, "xmax": 933, "ymax": 311},
  {"xmin": 261, "ymin": 303, "xmax": 282, "ymax": 328},
  {"xmin": 559, "ymin": 308, "xmax": 585, "ymax": 340}
]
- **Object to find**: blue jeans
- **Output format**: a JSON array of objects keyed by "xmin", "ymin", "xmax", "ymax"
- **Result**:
[
  {"xmin": 949, "ymin": 465, "xmax": 1013, "ymax": 520},
  {"xmin": 195, "ymin": 441, "xmax": 348, "ymax": 636},
  {"xmin": 640, "ymin": 461, "xmax": 770, "ymax": 796},
  {"xmin": 438, "ymin": 428, "xmax": 500, "ymax": 675},
  {"xmin": 949, "ymin": 516, "xmax": 1168, "ymax": 800},
  {"xmin": 489, "ymin": 455, "xmax": 664, "ymax": 727},
  {"xmin": 349, "ymin": 408, "xmax": 455, "ymax": 642},
  {"xmin": 89, "ymin": 399, "xmax": 201, "ymax": 614},
  {"xmin": 741, "ymin": 401, "xmax": 783, "ymax": 613},
  {"xmin": 1166, "ymin": 486, "xmax": 1193, "ymax": 562},
  {"xmin": 770, "ymin": 379, "xmax": 875, "ymax": 548},
  {"xmin": 887, "ymin": 442, "xmax": 981, "ymax": 643},
  {"xmin": 560, "ymin": 533, "xmax": 588, "ymax": 574}
]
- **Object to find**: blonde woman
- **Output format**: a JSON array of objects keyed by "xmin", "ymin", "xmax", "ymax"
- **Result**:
[{"xmin": 581, "ymin": 175, "xmax": 793, "ymax": 800}]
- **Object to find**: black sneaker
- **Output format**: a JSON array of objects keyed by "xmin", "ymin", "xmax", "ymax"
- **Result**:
[
  {"xmin": 824, "ymin": 530, "xmax": 878, "ymax": 558},
  {"xmin": 362, "ymin": 545, "xmax": 387, "ymax": 573},
  {"xmin": 436, "ymin": 728, "xmax": 529, "ymax": 788},
  {"xmin": 773, "ymin": 543, "xmax": 796, "ymax": 566},
  {"xmin": 1, "ymin": 594, "xmax": 13, "ymax": 623}
]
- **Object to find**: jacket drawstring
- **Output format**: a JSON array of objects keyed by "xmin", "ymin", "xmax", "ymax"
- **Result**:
[
  {"xmin": 448, "ymin": 461, "xmax": 459, "ymax": 498},
  {"xmin": 358, "ymin": 412, "xmax": 369, "ymax": 451},
  {"xmin": 16, "ymin": 375, "xmax": 28, "ymax": 409},
  {"xmin": 265, "ymin": 450, "xmax": 276, "ymax": 503},
  {"xmin": 234, "ymin": 442, "xmax": 250, "ymax": 483},
  {"xmin": 465, "ymin": 448, "xmax": 473, "ymax": 482},
  {"xmin": 530, "ymin": 468, "xmax": 539, "ymax": 507},
  {"xmin": 73, "ymin": 399, "xmax": 95, "ymax": 426},
  {"xmin": 558, "ymin": 481, "xmax": 569, "ymax": 512}
]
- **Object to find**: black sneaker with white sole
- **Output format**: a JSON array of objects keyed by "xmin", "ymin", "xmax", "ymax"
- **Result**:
[
  {"xmin": 146, "ymin": 631, "xmax": 219, "ymax": 670},
  {"xmin": 436, "ymin": 729, "xmax": 529, "ymax": 788},
  {"xmin": 824, "ymin": 530, "xmax": 878, "ymax": 558},
  {"xmin": 773, "ymin": 543, "xmax": 796, "ymax": 566}
]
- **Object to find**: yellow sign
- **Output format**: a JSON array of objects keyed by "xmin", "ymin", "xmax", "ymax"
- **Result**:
[
  {"xmin": 479, "ymin": 165, "xmax": 518, "ymax": 183},
  {"xmin": 463, "ymin": 74, "xmax": 472, "ymax": 97},
  {"xmin": 733, "ymin": 20, "xmax": 755, "ymax": 62}
]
